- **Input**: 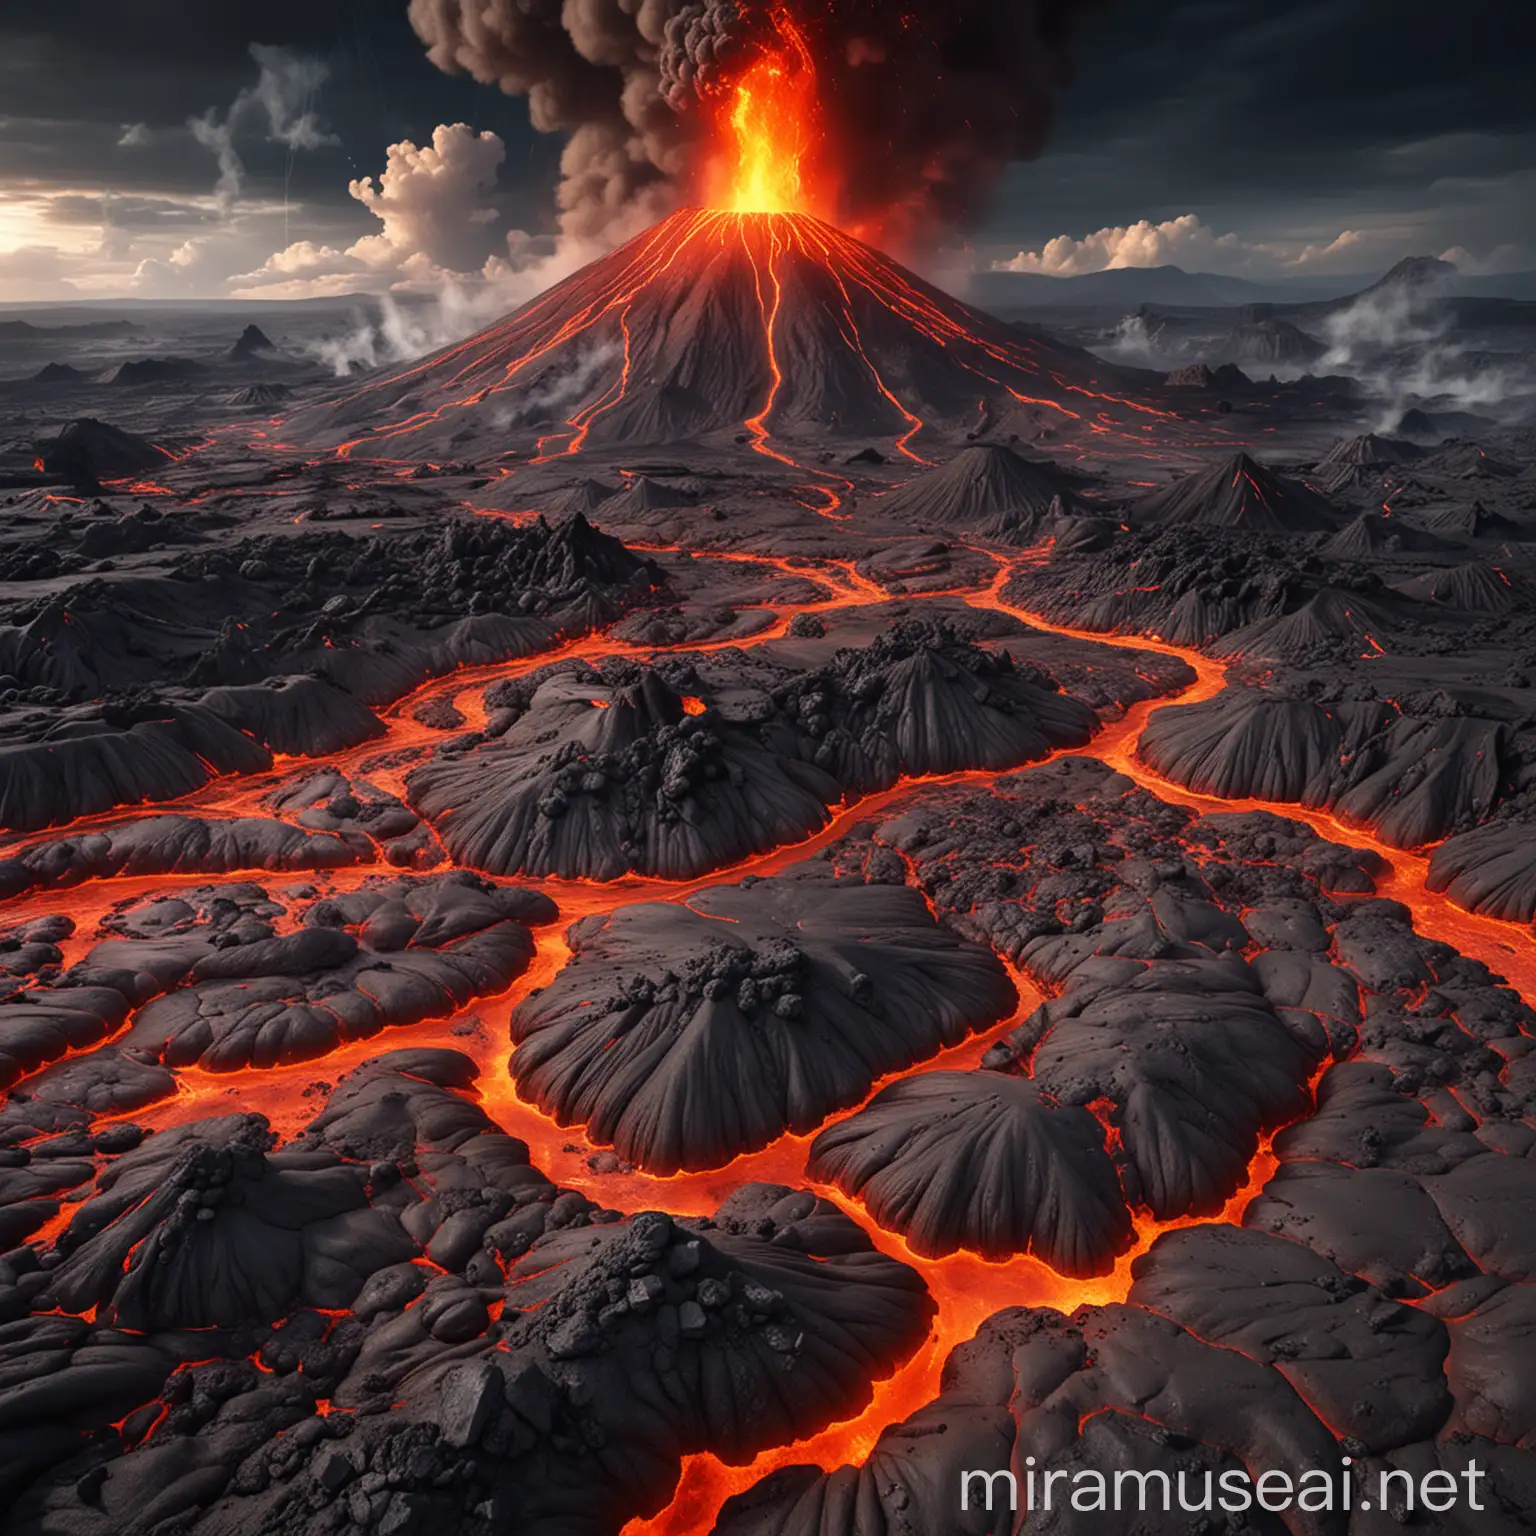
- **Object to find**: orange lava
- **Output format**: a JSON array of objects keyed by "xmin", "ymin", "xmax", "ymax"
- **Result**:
[
  {"xmin": 10, "ymin": 519, "xmax": 1536, "ymax": 1536},
  {"xmin": 705, "ymin": 7, "xmax": 826, "ymax": 218}
]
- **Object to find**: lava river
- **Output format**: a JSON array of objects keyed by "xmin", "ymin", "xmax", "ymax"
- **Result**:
[{"xmin": 5, "ymin": 518, "xmax": 1533, "ymax": 1535}]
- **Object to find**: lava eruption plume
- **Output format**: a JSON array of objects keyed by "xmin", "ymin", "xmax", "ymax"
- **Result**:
[{"xmin": 408, "ymin": 0, "xmax": 1110, "ymax": 244}]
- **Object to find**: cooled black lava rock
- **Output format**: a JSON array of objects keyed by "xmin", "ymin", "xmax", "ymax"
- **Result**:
[
  {"xmin": 109, "ymin": 357, "xmax": 209, "ymax": 385},
  {"xmin": 717, "ymin": 1300, "xmax": 1348, "ymax": 1536},
  {"xmin": 1322, "ymin": 513, "xmax": 1447, "ymax": 557},
  {"xmin": 408, "ymin": 667, "xmax": 841, "ymax": 881},
  {"xmin": 409, "ymin": 624, "xmax": 1098, "ymax": 881},
  {"xmin": 229, "ymin": 382, "xmax": 293, "ymax": 406},
  {"xmin": 1212, "ymin": 316, "xmax": 1326, "ymax": 367},
  {"xmin": 6, "ymin": 1147, "xmax": 933, "ymax": 1536},
  {"xmin": 0, "ymin": 814, "xmax": 360, "ymax": 901},
  {"xmin": 509, "ymin": 874, "xmax": 1017, "ymax": 1173},
  {"xmin": 983, "ymin": 955, "xmax": 1326, "ymax": 1221},
  {"xmin": 1394, "ymin": 560, "xmax": 1527, "ymax": 612},
  {"xmin": 999, "ymin": 522, "xmax": 1360, "ymax": 649},
  {"xmin": 808, "ymin": 1070, "xmax": 1133, "ymax": 1273},
  {"xmin": 0, "ymin": 513, "xmax": 658, "ymax": 705},
  {"xmin": 1138, "ymin": 686, "xmax": 1505, "ymax": 847},
  {"xmin": 0, "ymin": 695, "xmax": 275, "ymax": 835},
  {"xmin": 875, "ymin": 444, "xmax": 1083, "ymax": 536},
  {"xmin": 229, "ymin": 325, "xmax": 277, "ymax": 361},
  {"xmin": 96, "ymin": 873, "xmax": 551, "ymax": 1072},
  {"xmin": 31, "ymin": 362, "xmax": 88, "ymax": 385},
  {"xmin": 38, "ymin": 418, "xmax": 173, "ymax": 492},
  {"xmin": 1129, "ymin": 1224, "xmax": 1453, "ymax": 1453},
  {"xmin": 1428, "ymin": 818, "xmax": 1536, "ymax": 920}
]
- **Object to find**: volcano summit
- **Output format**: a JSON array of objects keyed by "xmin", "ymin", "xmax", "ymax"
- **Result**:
[{"xmin": 286, "ymin": 209, "xmax": 1176, "ymax": 464}]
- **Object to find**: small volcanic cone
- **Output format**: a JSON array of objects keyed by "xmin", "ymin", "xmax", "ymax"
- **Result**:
[
  {"xmin": 32, "ymin": 362, "xmax": 88, "ymax": 384},
  {"xmin": 1394, "ymin": 560, "xmax": 1526, "ymax": 613},
  {"xmin": 600, "ymin": 476, "xmax": 696, "ymax": 518},
  {"xmin": 540, "ymin": 478, "xmax": 621, "ymax": 516},
  {"xmin": 39, "ymin": 418, "xmax": 173, "ymax": 491},
  {"xmin": 876, "ymin": 444, "xmax": 1082, "ymax": 536},
  {"xmin": 229, "ymin": 324, "xmax": 278, "ymax": 361},
  {"xmin": 283, "ymin": 208, "xmax": 1175, "ymax": 462},
  {"xmin": 1319, "ymin": 433, "xmax": 1423, "ymax": 470},
  {"xmin": 1135, "ymin": 453, "xmax": 1337, "ymax": 534},
  {"xmin": 1315, "ymin": 433, "xmax": 1424, "ymax": 494},
  {"xmin": 1321, "ymin": 513, "xmax": 1446, "ymax": 558},
  {"xmin": 1420, "ymin": 499, "xmax": 1522, "ymax": 539},
  {"xmin": 109, "ymin": 357, "xmax": 207, "ymax": 385},
  {"xmin": 229, "ymin": 382, "xmax": 294, "ymax": 407},
  {"xmin": 1211, "ymin": 588, "xmax": 1402, "ymax": 663}
]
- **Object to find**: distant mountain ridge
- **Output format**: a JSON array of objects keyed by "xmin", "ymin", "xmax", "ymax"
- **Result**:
[{"xmin": 975, "ymin": 258, "xmax": 1536, "ymax": 311}]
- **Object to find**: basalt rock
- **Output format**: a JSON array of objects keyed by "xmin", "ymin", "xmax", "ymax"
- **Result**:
[
  {"xmin": 104, "ymin": 874, "xmax": 550, "ymax": 1072},
  {"xmin": 408, "ymin": 624, "xmax": 1098, "ymax": 881},
  {"xmin": 1134, "ymin": 453, "xmax": 1337, "ymax": 534},
  {"xmin": 509, "ymin": 874, "xmax": 1017, "ymax": 1173}
]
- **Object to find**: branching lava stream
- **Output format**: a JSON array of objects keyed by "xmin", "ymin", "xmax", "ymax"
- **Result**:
[{"xmin": 6, "ymin": 513, "xmax": 1534, "ymax": 1533}]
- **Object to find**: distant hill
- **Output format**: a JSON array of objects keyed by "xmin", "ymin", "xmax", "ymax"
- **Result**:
[
  {"xmin": 0, "ymin": 317, "xmax": 139, "ymax": 339},
  {"xmin": 972, "ymin": 265, "xmax": 1373, "ymax": 311},
  {"xmin": 974, "ymin": 257, "xmax": 1536, "ymax": 313}
]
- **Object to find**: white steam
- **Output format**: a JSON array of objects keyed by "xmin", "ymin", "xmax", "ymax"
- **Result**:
[
  {"xmin": 1094, "ymin": 313, "xmax": 1175, "ymax": 368},
  {"xmin": 489, "ymin": 342, "xmax": 623, "ymax": 427},
  {"xmin": 1319, "ymin": 275, "xmax": 1529, "ymax": 430}
]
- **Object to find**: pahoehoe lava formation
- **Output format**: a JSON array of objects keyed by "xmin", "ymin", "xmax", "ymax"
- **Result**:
[{"xmin": 2, "ymin": 194, "xmax": 1536, "ymax": 1536}]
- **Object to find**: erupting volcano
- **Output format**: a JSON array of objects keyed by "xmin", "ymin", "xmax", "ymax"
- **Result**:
[
  {"xmin": 290, "ymin": 23, "xmax": 1176, "ymax": 468},
  {"xmin": 290, "ymin": 210, "xmax": 1173, "ymax": 464},
  {"xmin": 4, "ymin": 3, "xmax": 1536, "ymax": 1535}
]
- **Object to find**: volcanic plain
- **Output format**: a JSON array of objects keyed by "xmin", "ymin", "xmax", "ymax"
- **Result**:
[{"xmin": 0, "ymin": 210, "xmax": 1534, "ymax": 1535}]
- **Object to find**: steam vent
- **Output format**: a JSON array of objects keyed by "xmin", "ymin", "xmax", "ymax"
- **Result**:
[{"xmin": 2, "ymin": 0, "xmax": 1535, "ymax": 1533}]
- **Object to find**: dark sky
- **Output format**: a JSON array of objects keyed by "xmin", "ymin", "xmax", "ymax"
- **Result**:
[
  {"xmin": 0, "ymin": 0, "xmax": 1531, "ymax": 299},
  {"xmin": 999, "ymin": 0, "xmax": 1536, "ymax": 273}
]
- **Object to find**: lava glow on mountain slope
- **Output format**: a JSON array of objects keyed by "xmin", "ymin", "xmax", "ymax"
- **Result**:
[
  {"xmin": 288, "ymin": 204, "xmax": 1203, "ymax": 479},
  {"xmin": 283, "ymin": 17, "xmax": 1204, "ymax": 474}
]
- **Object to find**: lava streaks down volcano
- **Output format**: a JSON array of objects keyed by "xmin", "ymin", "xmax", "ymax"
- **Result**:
[
  {"xmin": 284, "ymin": 207, "xmax": 1179, "ymax": 468},
  {"xmin": 2, "ymin": 5, "xmax": 1536, "ymax": 1536}
]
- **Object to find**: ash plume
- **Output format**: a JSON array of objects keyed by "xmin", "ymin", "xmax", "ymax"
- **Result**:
[
  {"xmin": 406, "ymin": 0, "xmax": 686, "ymax": 241},
  {"xmin": 407, "ymin": 0, "xmax": 1109, "ymax": 244}
]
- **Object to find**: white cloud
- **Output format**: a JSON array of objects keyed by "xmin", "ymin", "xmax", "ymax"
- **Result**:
[
  {"xmin": 1439, "ymin": 243, "xmax": 1526, "ymax": 275},
  {"xmin": 995, "ymin": 215, "xmax": 1242, "ymax": 276},
  {"xmin": 347, "ymin": 125, "xmax": 507, "ymax": 275},
  {"xmin": 994, "ymin": 216, "xmax": 1399, "ymax": 279},
  {"xmin": 0, "ymin": 245, "xmax": 80, "ymax": 298},
  {"xmin": 227, "ymin": 125, "xmax": 513, "ymax": 299}
]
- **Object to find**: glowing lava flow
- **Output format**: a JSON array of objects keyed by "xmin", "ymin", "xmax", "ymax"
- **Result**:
[
  {"xmin": 11, "ymin": 528, "xmax": 1536, "ymax": 1535},
  {"xmin": 704, "ymin": 6, "xmax": 825, "ymax": 218},
  {"xmin": 289, "ymin": 203, "xmax": 1232, "ymax": 477}
]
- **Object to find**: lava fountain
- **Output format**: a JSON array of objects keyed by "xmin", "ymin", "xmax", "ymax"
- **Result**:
[{"xmin": 702, "ymin": 7, "xmax": 827, "ymax": 218}]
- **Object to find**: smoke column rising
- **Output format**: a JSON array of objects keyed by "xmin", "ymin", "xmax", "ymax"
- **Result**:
[{"xmin": 406, "ymin": 0, "xmax": 1110, "ymax": 246}]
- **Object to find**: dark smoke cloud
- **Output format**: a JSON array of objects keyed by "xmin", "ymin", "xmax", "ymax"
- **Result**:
[
  {"xmin": 407, "ymin": 0, "xmax": 686, "ymax": 239},
  {"xmin": 408, "ymin": 0, "xmax": 1109, "ymax": 243}
]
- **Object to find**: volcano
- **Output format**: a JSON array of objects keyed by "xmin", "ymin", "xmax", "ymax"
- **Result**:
[
  {"xmin": 1134, "ymin": 452, "xmax": 1338, "ymax": 534},
  {"xmin": 285, "ymin": 209, "xmax": 1176, "ymax": 463}
]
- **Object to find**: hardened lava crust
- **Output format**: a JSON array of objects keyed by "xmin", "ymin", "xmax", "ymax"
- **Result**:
[{"xmin": 0, "ymin": 213, "xmax": 1534, "ymax": 1535}]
